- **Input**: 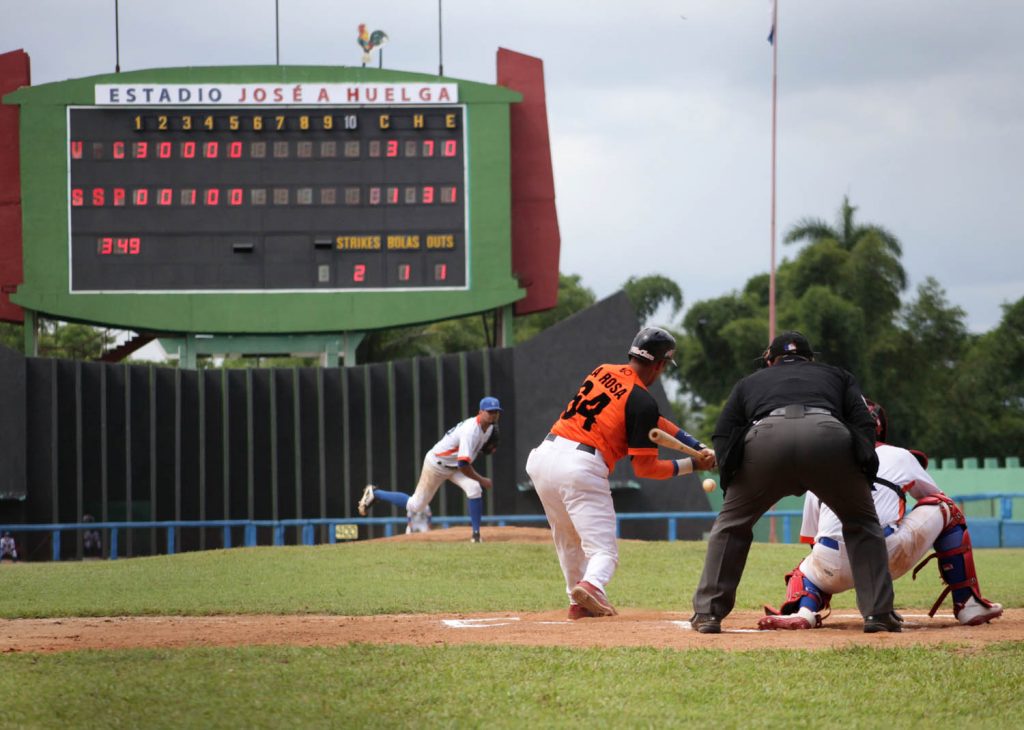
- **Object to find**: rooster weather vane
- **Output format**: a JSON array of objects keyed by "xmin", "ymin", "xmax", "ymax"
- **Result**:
[{"xmin": 357, "ymin": 24, "xmax": 389, "ymax": 67}]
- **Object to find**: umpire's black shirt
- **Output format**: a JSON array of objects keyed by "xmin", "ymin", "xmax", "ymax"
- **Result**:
[{"xmin": 712, "ymin": 357, "xmax": 878, "ymax": 488}]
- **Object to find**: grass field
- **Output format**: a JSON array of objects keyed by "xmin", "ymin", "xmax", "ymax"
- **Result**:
[{"xmin": 2, "ymin": 540, "xmax": 1022, "ymax": 728}]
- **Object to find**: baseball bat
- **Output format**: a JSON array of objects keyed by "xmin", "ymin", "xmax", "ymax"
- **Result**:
[{"xmin": 648, "ymin": 428, "xmax": 704, "ymax": 459}]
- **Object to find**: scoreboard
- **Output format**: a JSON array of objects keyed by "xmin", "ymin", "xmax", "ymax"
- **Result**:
[
  {"xmin": 5, "ymin": 68, "xmax": 524, "ymax": 334},
  {"xmin": 69, "ymin": 105, "xmax": 467, "ymax": 292}
]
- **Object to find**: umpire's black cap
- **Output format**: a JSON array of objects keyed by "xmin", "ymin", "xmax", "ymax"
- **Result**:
[{"xmin": 767, "ymin": 331, "xmax": 814, "ymax": 361}]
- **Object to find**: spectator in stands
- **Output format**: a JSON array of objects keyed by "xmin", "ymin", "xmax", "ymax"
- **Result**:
[
  {"xmin": 0, "ymin": 531, "xmax": 17, "ymax": 562},
  {"xmin": 83, "ymin": 514, "xmax": 102, "ymax": 559}
]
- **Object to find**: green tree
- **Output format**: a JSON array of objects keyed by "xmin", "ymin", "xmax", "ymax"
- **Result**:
[
  {"xmin": 0, "ymin": 321, "xmax": 21, "ymax": 352},
  {"xmin": 622, "ymin": 274, "xmax": 683, "ymax": 324},
  {"xmin": 513, "ymin": 273, "xmax": 597, "ymax": 344},
  {"xmin": 784, "ymin": 195, "xmax": 906, "ymax": 291}
]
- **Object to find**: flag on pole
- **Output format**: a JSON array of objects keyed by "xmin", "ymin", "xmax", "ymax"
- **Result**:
[{"xmin": 768, "ymin": 0, "xmax": 776, "ymax": 44}]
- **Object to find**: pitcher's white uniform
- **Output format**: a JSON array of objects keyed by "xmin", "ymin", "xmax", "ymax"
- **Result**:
[
  {"xmin": 798, "ymin": 444, "xmax": 944, "ymax": 594},
  {"xmin": 405, "ymin": 415, "xmax": 494, "ymax": 514}
]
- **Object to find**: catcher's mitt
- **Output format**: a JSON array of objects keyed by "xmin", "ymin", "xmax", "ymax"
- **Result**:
[{"xmin": 481, "ymin": 425, "xmax": 500, "ymax": 455}]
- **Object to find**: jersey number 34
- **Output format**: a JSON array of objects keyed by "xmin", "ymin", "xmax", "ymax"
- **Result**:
[{"xmin": 561, "ymin": 380, "xmax": 611, "ymax": 431}]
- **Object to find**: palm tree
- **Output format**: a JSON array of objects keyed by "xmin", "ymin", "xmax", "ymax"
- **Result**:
[
  {"xmin": 783, "ymin": 195, "xmax": 906, "ymax": 290},
  {"xmin": 785, "ymin": 195, "xmax": 902, "ymax": 255}
]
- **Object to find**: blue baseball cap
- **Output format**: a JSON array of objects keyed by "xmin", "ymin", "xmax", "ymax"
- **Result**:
[{"xmin": 479, "ymin": 396, "xmax": 503, "ymax": 412}]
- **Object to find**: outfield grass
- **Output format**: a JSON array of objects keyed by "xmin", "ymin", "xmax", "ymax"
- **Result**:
[
  {"xmin": 0, "ymin": 540, "xmax": 1020, "ymax": 618},
  {"xmin": 3, "ymin": 644, "xmax": 1023, "ymax": 728},
  {"xmin": 2, "ymin": 540, "xmax": 1021, "ymax": 728}
]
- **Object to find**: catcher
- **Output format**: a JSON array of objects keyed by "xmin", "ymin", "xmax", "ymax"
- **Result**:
[
  {"xmin": 759, "ymin": 398, "xmax": 1003, "ymax": 630},
  {"xmin": 357, "ymin": 397, "xmax": 502, "ymax": 542}
]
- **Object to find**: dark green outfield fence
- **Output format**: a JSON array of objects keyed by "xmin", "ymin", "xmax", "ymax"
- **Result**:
[
  {"xmin": 0, "ymin": 344, "xmax": 518, "ymax": 559},
  {"xmin": 0, "ymin": 294, "xmax": 725, "ymax": 560}
]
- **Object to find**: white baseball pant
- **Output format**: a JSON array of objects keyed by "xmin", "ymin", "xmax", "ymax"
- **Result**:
[
  {"xmin": 526, "ymin": 436, "xmax": 618, "ymax": 600},
  {"xmin": 800, "ymin": 504, "xmax": 947, "ymax": 595},
  {"xmin": 405, "ymin": 454, "xmax": 483, "ymax": 514}
]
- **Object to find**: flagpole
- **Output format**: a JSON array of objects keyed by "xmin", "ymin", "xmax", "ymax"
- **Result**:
[
  {"xmin": 768, "ymin": 0, "xmax": 780, "ymax": 545},
  {"xmin": 769, "ymin": 0, "xmax": 779, "ymax": 342}
]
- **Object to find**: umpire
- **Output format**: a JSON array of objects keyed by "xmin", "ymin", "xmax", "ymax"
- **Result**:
[{"xmin": 690, "ymin": 331, "xmax": 900, "ymax": 634}]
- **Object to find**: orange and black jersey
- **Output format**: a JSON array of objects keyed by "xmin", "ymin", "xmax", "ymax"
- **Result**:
[{"xmin": 550, "ymin": 363, "xmax": 681, "ymax": 479}]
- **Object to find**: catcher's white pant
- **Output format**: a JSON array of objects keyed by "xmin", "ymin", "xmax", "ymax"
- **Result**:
[
  {"xmin": 405, "ymin": 454, "xmax": 483, "ymax": 514},
  {"xmin": 800, "ymin": 504, "xmax": 947, "ymax": 595},
  {"xmin": 526, "ymin": 436, "xmax": 618, "ymax": 600}
]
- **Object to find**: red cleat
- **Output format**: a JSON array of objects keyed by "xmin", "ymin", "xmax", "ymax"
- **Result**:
[
  {"xmin": 570, "ymin": 580, "xmax": 617, "ymax": 617},
  {"xmin": 567, "ymin": 604, "xmax": 596, "ymax": 620}
]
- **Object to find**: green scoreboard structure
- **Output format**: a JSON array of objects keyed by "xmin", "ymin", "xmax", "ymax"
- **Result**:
[{"xmin": 2, "ymin": 54, "xmax": 561, "ymax": 365}]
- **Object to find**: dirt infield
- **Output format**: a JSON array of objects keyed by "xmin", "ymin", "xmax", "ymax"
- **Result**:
[{"xmin": 2, "ymin": 527, "xmax": 1020, "ymax": 654}]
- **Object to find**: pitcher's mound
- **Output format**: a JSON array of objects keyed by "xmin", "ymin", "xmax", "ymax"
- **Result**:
[{"xmin": 374, "ymin": 525, "xmax": 552, "ymax": 543}]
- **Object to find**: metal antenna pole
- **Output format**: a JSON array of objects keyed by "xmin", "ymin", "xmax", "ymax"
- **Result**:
[
  {"xmin": 114, "ymin": 0, "xmax": 121, "ymax": 73},
  {"xmin": 438, "ymin": 0, "xmax": 444, "ymax": 76}
]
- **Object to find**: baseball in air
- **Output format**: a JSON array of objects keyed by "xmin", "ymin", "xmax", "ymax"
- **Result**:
[{"xmin": 702, "ymin": 478, "xmax": 716, "ymax": 493}]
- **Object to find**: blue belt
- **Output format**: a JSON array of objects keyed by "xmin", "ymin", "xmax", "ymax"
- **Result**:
[
  {"xmin": 545, "ymin": 432, "xmax": 597, "ymax": 455},
  {"xmin": 818, "ymin": 525, "xmax": 894, "ymax": 550}
]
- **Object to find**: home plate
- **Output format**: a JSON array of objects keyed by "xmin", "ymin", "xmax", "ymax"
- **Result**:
[
  {"xmin": 442, "ymin": 617, "xmax": 521, "ymax": 629},
  {"xmin": 671, "ymin": 620, "xmax": 760, "ymax": 633}
]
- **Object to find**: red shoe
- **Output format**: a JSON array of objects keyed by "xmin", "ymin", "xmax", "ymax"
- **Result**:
[
  {"xmin": 757, "ymin": 613, "xmax": 820, "ymax": 630},
  {"xmin": 570, "ymin": 581, "xmax": 617, "ymax": 617},
  {"xmin": 567, "ymin": 604, "xmax": 596, "ymax": 620}
]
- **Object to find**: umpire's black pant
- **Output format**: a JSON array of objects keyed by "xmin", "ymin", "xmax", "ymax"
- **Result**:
[{"xmin": 692, "ymin": 412, "xmax": 894, "ymax": 619}]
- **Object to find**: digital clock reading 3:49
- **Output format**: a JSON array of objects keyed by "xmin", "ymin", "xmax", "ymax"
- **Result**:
[{"xmin": 68, "ymin": 106, "xmax": 467, "ymax": 292}]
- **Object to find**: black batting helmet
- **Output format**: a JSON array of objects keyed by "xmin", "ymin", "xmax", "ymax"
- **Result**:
[
  {"xmin": 865, "ymin": 397, "xmax": 888, "ymax": 442},
  {"xmin": 628, "ymin": 327, "xmax": 677, "ymax": 366}
]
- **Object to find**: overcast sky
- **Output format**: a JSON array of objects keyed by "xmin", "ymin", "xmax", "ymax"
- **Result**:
[{"xmin": 4, "ymin": 0, "xmax": 1022, "ymax": 346}]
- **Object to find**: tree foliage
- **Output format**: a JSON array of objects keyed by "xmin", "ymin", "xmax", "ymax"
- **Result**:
[{"xmin": 669, "ymin": 195, "xmax": 1023, "ymax": 461}]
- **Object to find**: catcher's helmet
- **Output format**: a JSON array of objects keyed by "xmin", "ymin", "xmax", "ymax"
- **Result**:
[
  {"xmin": 628, "ymin": 327, "xmax": 677, "ymax": 366},
  {"xmin": 865, "ymin": 397, "xmax": 888, "ymax": 442}
]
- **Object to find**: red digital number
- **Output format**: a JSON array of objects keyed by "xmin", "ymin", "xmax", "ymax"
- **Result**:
[
  {"xmin": 386, "ymin": 139, "xmax": 399, "ymax": 157},
  {"xmin": 133, "ymin": 189, "xmax": 149, "ymax": 206},
  {"xmin": 229, "ymin": 141, "xmax": 243, "ymax": 158},
  {"xmin": 443, "ymin": 139, "xmax": 458, "ymax": 157},
  {"xmin": 158, "ymin": 141, "xmax": 172, "ymax": 158},
  {"xmin": 204, "ymin": 141, "xmax": 219, "ymax": 159},
  {"xmin": 422, "ymin": 140, "xmax": 435, "ymax": 157},
  {"xmin": 434, "ymin": 263, "xmax": 447, "ymax": 281},
  {"xmin": 398, "ymin": 264, "xmax": 411, "ymax": 281},
  {"xmin": 182, "ymin": 141, "xmax": 196, "ymax": 159},
  {"xmin": 134, "ymin": 141, "xmax": 149, "ymax": 159},
  {"xmin": 70, "ymin": 141, "xmax": 83, "ymax": 159},
  {"xmin": 182, "ymin": 189, "xmax": 197, "ymax": 206},
  {"xmin": 113, "ymin": 141, "xmax": 125, "ymax": 159},
  {"xmin": 99, "ymin": 237, "xmax": 113, "ymax": 254},
  {"xmin": 92, "ymin": 188, "xmax": 105, "ymax": 206},
  {"xmin": 116, "ymin": 238, "xmax": 129, "ymax": 254},
  {"xmin": 157, "ymin": 188, "xmax": 173, "ymax": 206},
  {"xmin": 422, "ymin": 186, "xmax": 435, "ymax": 204},
  {"xmin": 228, "ymin": 188, "xmax": 243, "ymax": 206},
  {"xmin": 387, "ymin": 187, "xmax": 399, "ymax": 204},
  {"xmin": 205, "ymin": 188, "xmax": 220, "ymax": 206},
  {"xmin": 129, "ymin": 237, "xmax": 141, "ymax": 255},
  {"xmin": 71, "ymin": 188, "xmax": 84, "ymax": 207},
  {"xmin": 353, "ymin": 264, "xmax": 366, "ymax": 282},
  {"xmin": 113, "ymin": 188, "xmax": 126, "ymax": 207}
]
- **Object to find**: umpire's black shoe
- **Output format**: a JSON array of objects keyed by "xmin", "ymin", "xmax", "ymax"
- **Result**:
[
  {"xmin": 863, "ymin": 612, "xmax": 903, "ymax": 633},
  {"xmin": 689, "ymin": 613, "xmax": 721, "ymax": 634}
]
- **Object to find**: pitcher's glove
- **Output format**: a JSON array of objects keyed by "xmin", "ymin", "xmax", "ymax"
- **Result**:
[{"xmin": 482, "ymin": 426, "xmax": 500, "ymax": 455}]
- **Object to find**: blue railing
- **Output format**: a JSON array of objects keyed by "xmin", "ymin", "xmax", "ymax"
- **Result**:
[
  {"xmin": 4, "ymin": 492, "xmax": 1022, "ymax": 560},
  {"xmin": 0, "ymin": 511, "xmax": 799, "ymax": 561}
]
